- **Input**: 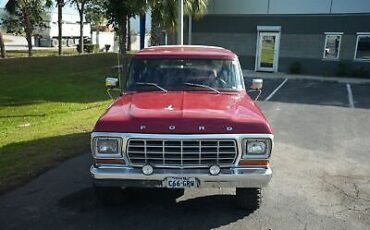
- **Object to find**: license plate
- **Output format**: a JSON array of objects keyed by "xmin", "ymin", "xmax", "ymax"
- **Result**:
[{"xmin": 166, "ymin": 177, "xmax": 199, "ymax": 188}]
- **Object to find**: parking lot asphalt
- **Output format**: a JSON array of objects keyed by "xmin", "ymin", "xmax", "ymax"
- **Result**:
[
  {"xmin": 1, "ymin": 77, "xmax": 370, "ymax": 230},
  {"xmin": 250, "ymin": 77, "xmax": 370, "ymax": 109}
]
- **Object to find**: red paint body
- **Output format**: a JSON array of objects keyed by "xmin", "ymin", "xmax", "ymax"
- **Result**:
[
  {"xmin": 94, "ymin": 46, "xmax": 272, "ymax": 134},
  {"xmin": 94, "ymin": 91, "xmax": 272, "ymax": 134},
  {"xmin": 134, "ymin": 46, "xmax": 237, "ymax": 60}
]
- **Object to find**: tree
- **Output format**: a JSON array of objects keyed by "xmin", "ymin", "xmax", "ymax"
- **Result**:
[
  {"xmin": 127, "ymin": 16, "xmax": 131, "ymax": 51},
  {"xmin": 0, "ymin": 21, "xmax": 6, "ymax": 58},
  {"xmin": 103, "ymin": 0, "xmax": 147, "ymax": 74},
  {"xmin": 85, "ymin": 0, "xmax": 105, "ymax": 49},
  {"xmin": 71, "ymin": 0, "xmax": 90, "ymax": 54},
  {"xmin": 3, "ymin": 0, "xmax": 52, "ymax": 57},
  {"xmin": 0, "ymin": 31, "xmax": 5, "ymax": 58},
  {"xmin": 150, "ymin": 0, "xmax": 208, "ymax": 46},
  {"xmin": 56, "ymin": 0, "xmax": 65, "ymax": 55}
]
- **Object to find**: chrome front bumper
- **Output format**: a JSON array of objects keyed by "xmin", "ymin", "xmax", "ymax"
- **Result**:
[{"xmin": 90, "ymin": 165, "xmax": 272, "ymax": 188}]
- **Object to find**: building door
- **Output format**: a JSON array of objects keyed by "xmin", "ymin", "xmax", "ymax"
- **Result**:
[{"xmin": 256, "ymin": 32, "xmax": 281, "ymax": 72}]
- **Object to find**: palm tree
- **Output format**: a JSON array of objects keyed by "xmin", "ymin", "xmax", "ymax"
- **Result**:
[
  {"xmin": 103, "ymin": 0, "xmax": 147, "ymax": 76},
  {"xmin": 150, "ymin": 0, "xmax": 208, "ymax": 46}
]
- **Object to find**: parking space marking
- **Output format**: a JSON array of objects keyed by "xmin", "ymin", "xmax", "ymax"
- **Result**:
[
  {"xmin": 264, "ymin": 78, "xmax": 288, "ymax": 101},
  {"xmin": 346, "ymin": 83, "xmax": 355, "ymax": 108}
]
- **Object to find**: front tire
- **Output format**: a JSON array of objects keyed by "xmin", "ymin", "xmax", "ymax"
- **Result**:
[
  {"xmin": 51, "ymin": 38, "xmax": 59, "ymax": 47},
  {"xmin": 235, "ymin": 188, "xmax": 262, "ymax": 210},
  {"xmin": 67, "ymin": 39, "xmax": 74, "ymax": 47}
]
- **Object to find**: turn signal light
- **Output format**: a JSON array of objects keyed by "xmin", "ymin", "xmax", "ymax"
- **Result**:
[{"xmin": 238, "ymin": 160, "xmax": 269, "ymax": 166}]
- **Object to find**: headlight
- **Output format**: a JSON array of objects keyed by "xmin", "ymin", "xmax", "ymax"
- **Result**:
[
  {"xmin": 92, "ymin": 137, "xmax": 122, "ymax": 158},
  {"xmin": 247, "ymin": 141, "xmax": 267, "ymax": 154},
  {"xmin": 242, "ymin": 139, "xmax": 272, "ymax": 159},
  {"xmin": 97, "ymin": 139, "xmax": 119, "ymax": 154}
]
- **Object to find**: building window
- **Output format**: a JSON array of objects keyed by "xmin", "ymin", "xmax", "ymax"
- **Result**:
[
  {"xmin": 323, "ymin": 33, "xmax": 342, "ymax": 60},
  {"xmin": 355, "ymin": 33, "xmax": 370, "ymax": 61}
]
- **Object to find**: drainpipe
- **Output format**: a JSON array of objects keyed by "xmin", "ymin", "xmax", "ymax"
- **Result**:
[
  {"xmin": 188, "ymin": 15, "xmax": 192, "ymax": 45},
  {"xmin": 177, "ymin": 0, "xmax": 184, "ymax": 45},
  {"xmin": 140, "ymin": 14, "xmax": 146, "ymax": 49},
  {"xmin": 329, "ymin": 0, "xmax": 333, "ymax": 13}
]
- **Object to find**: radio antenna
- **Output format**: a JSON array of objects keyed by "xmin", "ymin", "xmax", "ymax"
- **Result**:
[{"xmin": 117, "ymin": 46, "xmax": 121, "ymax": 88}]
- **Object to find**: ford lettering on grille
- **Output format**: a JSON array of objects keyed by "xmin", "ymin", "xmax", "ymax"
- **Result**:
[{"xmin": 127, "ymin": 139, "xmax": 237, "ymax": 167}]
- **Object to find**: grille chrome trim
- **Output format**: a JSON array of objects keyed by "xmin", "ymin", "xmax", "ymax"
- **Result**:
[
  {"xmin": 91, "ymin": 133, "xmax": 274, "ymax": 168},
  {"xmin": 127, "ymin": 139, "xmax": 238, "ymax": 168}
]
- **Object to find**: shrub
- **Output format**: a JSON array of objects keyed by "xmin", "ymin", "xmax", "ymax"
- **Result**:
[
  {"xmin": 84, "ymin": 44, "xmax": 99, "ymax": 53},
  {"xmin": 289, "ymin": 62, "xmax": 301, "ymax": 74},
  {"xmin": 105, "ymin": 44, "xmax": 111, "ymax": 52},
  {"xmin": 336, "ymin": 62, "xmax": 349, "ymax": 77},
  {"xmin": 76, "ymin": 44, "xmax": 99, "ymax": 53},
  {"xmin": 352, "ymin": 67, "xmax": 369, "ymax": 78}
]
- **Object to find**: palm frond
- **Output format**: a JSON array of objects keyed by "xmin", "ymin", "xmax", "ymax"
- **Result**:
[
  {"xmin": 150, "ymin": 0, "xmax": 208, "ymax": 32},
  {"xmin": 184, "ymin": 0, "xmax": 208, "ymax": 18}
]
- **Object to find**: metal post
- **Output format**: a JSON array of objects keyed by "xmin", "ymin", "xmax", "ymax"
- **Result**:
[
  {"xmin": 188, "ymin": 15, "xmax": 192, "ymax": 45},
  {"xmin": 140, "ymin": 14, "xmax": 146, "ymax": 49},
  {"xmin": 177, "ymin": 0, "xmax": 184, "ymax": 45},
  {"xmin": 162, "ymin": 30, "xmax": 168, "ymax": 45}
]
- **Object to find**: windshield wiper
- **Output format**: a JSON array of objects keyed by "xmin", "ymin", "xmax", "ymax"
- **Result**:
[
  {"xmin": 184, "ymin": 83, "xmax": 220, "ymax": 94},
  {"xmin": 136, "ymin": 82, "xmax": 168, "ymax": 92}
]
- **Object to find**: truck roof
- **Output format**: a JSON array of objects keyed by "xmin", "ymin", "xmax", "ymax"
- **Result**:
[{"xmin": 134, "ymin": 45, "xmax": 237, "ymax": 60}]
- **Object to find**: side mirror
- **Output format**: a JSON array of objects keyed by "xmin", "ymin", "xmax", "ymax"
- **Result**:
[
  {"xmin": 106, "ymin": 77, "xmax": 119, "ymax": 89},
  {"xmin": 250, "ymin": 79, "xmax": 263, "ymax": 90}
]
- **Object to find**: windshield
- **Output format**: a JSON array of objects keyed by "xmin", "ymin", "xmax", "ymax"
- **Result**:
[{"xmin": 126, "ymin": 58, "xmax": 244, "ymax": 92}]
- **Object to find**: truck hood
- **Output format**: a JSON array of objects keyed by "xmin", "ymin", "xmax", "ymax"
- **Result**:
[{"xmin": 94, "ymin": 91, "xmax": 272, "ymax": 134}]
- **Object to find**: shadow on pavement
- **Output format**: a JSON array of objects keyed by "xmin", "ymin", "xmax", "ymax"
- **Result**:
[
  {"xmin": 0, "ymin": 132, "xmax": 90, "ymax": 194},
  {"xmin": 58, "ymin": 187, "xmax": 250, "ymax": 229}
]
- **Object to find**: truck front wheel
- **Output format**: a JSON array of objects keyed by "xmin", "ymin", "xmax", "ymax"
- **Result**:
[
  {"xmin": 51, "ymin": 39, "xmax": 58, "ymax": 47},
  {"xmin": 67, "ymin": 39, "xmax": 74, "ymax": 47},
  {"xmin": 235, "ymin": 188, "xmax": 262, "ymax": 210}
]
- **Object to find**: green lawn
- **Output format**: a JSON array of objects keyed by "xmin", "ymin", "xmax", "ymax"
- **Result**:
[{"xmin": 0, "ymin": 53, "xmax": 120, "ymax": 193}]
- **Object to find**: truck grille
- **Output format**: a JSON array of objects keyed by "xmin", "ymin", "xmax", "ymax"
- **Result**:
[{"xmin": 127, "ymin": 139, "xmax": 237, "ymax": 168}]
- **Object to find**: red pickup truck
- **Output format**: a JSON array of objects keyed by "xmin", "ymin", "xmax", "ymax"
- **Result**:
[{"xmin": 90, "ymin": 45, "xmax": 273, "ymax": 210}]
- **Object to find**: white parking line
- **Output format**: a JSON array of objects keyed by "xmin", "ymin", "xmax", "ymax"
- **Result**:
[
  {"xmin": 346, "ymin": 83, "xmax": 355, "ymax": 108},
  {"xmin": 264, "ymin": 78, "xmax": 288, "ymax": 101}
]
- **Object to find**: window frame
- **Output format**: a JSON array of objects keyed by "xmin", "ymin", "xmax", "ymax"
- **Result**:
[
  {"xmin": 354, "ymin": 32, "xmax": 370, "ymax": 62},
  {"xmin": 322, "ymin": 32, "xmax": 343, "ymax": 61}
]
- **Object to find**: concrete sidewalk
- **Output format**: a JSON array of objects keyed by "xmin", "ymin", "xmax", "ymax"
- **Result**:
[{"xmin": 243, "ymin": 69, "xmax": 370, "ymax": 84}]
